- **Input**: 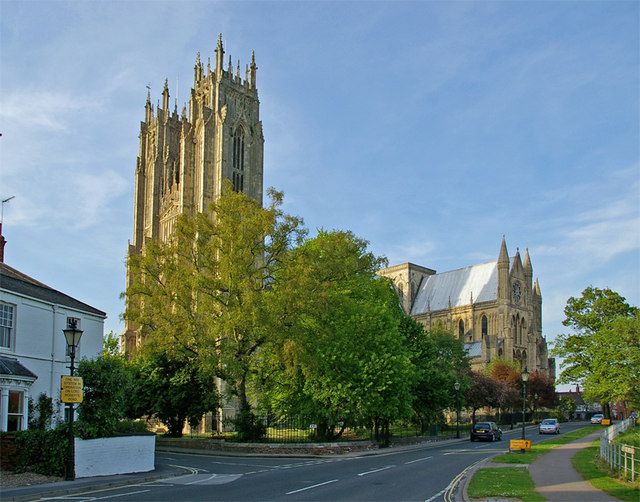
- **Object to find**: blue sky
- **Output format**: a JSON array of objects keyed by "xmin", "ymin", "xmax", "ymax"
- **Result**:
[{"xmin": 1, "ymin": 1, "xmax": 638, "ymax": 384}]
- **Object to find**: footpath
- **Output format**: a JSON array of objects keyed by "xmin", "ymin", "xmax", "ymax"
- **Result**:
[
  {"xmin": 0, "ymin": 429, "xmax": 618, "ymax": 502},
  {"xmin": 462, "ymin": 430, "xmax": 619, "ymax": 502}
]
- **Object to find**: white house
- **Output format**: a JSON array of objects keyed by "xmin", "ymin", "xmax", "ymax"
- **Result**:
[{"xmin": 0, "ymin": 261, "xmax": 105, "ymax": 431}]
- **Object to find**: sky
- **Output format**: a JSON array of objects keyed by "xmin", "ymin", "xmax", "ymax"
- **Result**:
[{"xmin": 1, "ymin": 1, "xmax": 638, "ymax": 386}]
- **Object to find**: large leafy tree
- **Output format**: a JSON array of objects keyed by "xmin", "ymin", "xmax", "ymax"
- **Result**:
[
  {"xmin": 125, "ymin": 183, "xmax": 305, "ymax": 431},
  {"xmin": 128, "ymin": 351, "xmax": 219, "ymax": 437},
  {"xmin": 465, "ymin": 370, "xmax": 500, "ymax": 423},
  {"xmin": 257, "ymin": 230, "xmax": 415, "ymax": 441},
  {"xmin": 407, "ymin": 323, "xmax": 470, "ymax": 431},
  {"xmin": 553, "ymin": 286, "xmax": 638, "ymax": 413}
]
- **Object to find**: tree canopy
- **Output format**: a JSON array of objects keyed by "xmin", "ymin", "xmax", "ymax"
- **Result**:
[{"xmin": 553, "ymin": 286, "xmax": 639, "ymax": 410}]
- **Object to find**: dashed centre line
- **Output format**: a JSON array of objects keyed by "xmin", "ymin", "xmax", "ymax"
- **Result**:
[
  {"xmin": 405, "ymin": 456, "xmax": 432, "ymax": 464},
  {"xmin": 286, "ymin": 479, "xmax": 339, "ymax": 495},
  {"xmin": 357, "ymin": 465, "xmax": 395, "ymax": 476}
]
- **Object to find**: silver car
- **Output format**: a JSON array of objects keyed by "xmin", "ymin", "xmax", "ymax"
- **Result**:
[{"xmin": 539, "ymin": 418, "xmax": 560, "ymax": 434}]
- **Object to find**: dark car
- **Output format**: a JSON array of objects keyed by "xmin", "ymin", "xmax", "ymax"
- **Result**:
[{"xmin": 470, "ymin": 421, "xmax": 502, "ymax": 442}]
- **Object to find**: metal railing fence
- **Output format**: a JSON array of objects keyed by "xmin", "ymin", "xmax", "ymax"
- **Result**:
[{"xmin": 599, "ymin": 416, "xmax": 638, "ymax": 482}]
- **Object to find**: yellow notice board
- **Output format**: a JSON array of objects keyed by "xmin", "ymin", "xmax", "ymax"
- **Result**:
[
  {"xmin": 60, "ymin": 376, "xmax": 83, "ymax": 403},
  {"xmin": 510, "ymin": 439, "xmax": 532, "ymax": 451},
  {"xmin": 601, "ymin": 419, "xmax": 611, "ymax": 426}
]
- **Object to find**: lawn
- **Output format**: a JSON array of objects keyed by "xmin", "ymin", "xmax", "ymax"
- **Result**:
[
  {"xmin": 572, "ymin": 439, "xmax": 639, "ymax": 502},
  {"xmin": 491, "ymin": 424, "xmax": 600, "ymax": 464},
  {"xmin": 614, "ymin": 426, "xmax": 640, "ymax": 448},
  {"xmin": 467, "ymin": 467, "xmax": 544, "ymax": 502}
]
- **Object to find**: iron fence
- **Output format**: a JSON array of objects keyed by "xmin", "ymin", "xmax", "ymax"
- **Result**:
[{"xmin": 599, "ymin": 416, "xmax": 638, "ymax": 482}]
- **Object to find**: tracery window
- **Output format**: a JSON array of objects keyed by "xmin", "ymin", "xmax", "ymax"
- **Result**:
[
  {"xmin": 481, "ymin": 315, "xmax": 488, "ymax": 339},
  {"xmin": 232, "ymin": 128, "xmax": 245, "ymax": 192},
  {"xmin": 458, "ymin": 319, "xmax": 464, "ymax": 338}
]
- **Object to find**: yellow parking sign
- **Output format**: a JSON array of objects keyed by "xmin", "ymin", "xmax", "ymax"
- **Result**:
[
  {"xmin": 510, "ymin": 439, "xmax": 532, "ymax": 451},
  {"xmin": 60, "ymin": 376, "xmax": 83, "ymax": 403}
]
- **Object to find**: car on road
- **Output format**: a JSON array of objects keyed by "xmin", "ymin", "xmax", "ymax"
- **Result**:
[
  {"xmin": 538, "ymin": 418, "xmax": 560, "ymax": 434},
  {"xmin": 591, "ymin": 413, "xmax": 605, "ymax": 424},
  {"xmin": 470, "ymin": 421, "xmax": 502, "ymax": 442}
]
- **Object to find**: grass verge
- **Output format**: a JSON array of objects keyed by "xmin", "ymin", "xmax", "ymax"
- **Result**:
[
  {"xmin": 467, "ymin": 467, "xmax": 544, "ymax": 502},
  {"xmin": 572, "ymin": 439, "xmax": 639, "ymax": 502},
  {"xmin": 491, "ymin": 424, "xmax": 600, "ymax": 464}
]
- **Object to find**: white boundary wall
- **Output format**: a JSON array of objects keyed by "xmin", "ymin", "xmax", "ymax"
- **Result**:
[{"xmin": 75, "ymin": 434, "xmax": 155, "ymax": 478}]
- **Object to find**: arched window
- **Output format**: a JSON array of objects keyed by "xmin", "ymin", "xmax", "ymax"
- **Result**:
[
  {"xmin": 232, "ymin": 128, "xmax": 245, "ymax": 192},
  {"xmin": 458, "ymin": 319, "xmax": 465, "ymax": 338},
  {"xmin": 481, "ymin": 315, "xmax": 488, "ymax": 339}
]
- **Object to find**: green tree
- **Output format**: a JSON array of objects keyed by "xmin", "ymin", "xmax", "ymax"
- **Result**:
[
  {"xmin": 125, "ymin": 183, "xmax": 305, "ymax": 433},
  {"xmin": 128, "ymin": 352, "xmax": 219, "ymax": 437},
  {"xmin": 407, "ymin": 323, "xmax": 470, "ymax": 432},
  {"xmin": 257, "ymin": 230, "xmax": 415, "ymax": 441},
  {"xmin": 76, "ymin": 349, "xmax": 132, "ymax": 438},
  {"xmin": 553, "ymin": 286, "xmax": 638, "ymax": 414}
]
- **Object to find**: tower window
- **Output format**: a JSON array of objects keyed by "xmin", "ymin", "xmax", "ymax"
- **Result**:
[
  {"xmin": 232, "ymin": 129, "xmax": 245, "ymax": 192},
  {"xmin": 458, "ymin": 319, "xmax": 464, "ymax": 338},
  {"xmin": 481, "ymin": 315, "xmax": 488, "ymax": 339}
]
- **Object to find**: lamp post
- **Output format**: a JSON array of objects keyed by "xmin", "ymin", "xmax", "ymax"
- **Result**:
[
  {"xmin": 63, "ymin": 319, "xmax": 83, "ymax": 481},
  {"xmin": 521, "ymin": 366, "xmax": 529, "ymax": 441},
  {"xmin": 454, "ymin": 381, "xmax": 461, "ymax": 439}
]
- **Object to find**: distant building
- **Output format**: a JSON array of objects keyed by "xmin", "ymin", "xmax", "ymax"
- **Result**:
[
  {"xmin": 124, "ymin": 35, "xmax": 263, "ymax": 354},
  {"xmin": 556, "ymin": 384, "xmax": 601, "ymax": 420},
  {"xmin": 0, "ymin": 243, "xmax": 105, "ymax": 431},
  {"xmin": 379, "ymin": 238, "xmax": 555, "ymax": 376}
]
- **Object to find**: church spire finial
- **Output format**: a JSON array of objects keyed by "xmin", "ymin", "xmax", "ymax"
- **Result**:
[
  {"xmin": 162, "ymin": 78, "xmax": 170, "ymax": 116},
  {"xmin": 228, "ymin": 55, "xmax": 233, "ymax": 77},
  {"xmin": 249, "ymin": 49, "xmax": 257, "ymax": 90},
  {"xmin": 236, "ymin": 59, "xmax": 241, "ymax": 82},
  {"xmin": 215, "ymin": 34, "xmax": 224, "ymax": 76},
  {"xmin": 498, "ymin": 235, "xmax": 509, "ymax": 264}
]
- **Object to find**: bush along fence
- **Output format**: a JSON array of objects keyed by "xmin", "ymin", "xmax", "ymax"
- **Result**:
[{"xmin": 600, "ymin": 416, "xmax": 638, "ymax": 482}]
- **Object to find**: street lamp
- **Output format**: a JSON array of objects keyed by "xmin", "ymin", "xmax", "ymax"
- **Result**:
[
  {"xmin": 63, "ymin": 319, "xmax": 83, "ymax": 481},
  {"xmin": 454, "ymin": 381, "xmax": 461, "ymax": 439},
  {"xmin": 521, "ymin": 366, "xmax": 529, "ymax": 441}
]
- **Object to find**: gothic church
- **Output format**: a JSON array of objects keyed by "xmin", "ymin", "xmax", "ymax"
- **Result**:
[{"xmin": 379, "ymin": 239, "xmax": 554, "ymax": 376}]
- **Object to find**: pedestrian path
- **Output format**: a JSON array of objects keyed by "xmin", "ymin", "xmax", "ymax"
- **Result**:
[{"xmin": 527, "ymin": 431, "xmax": 617, "ymax": 502}]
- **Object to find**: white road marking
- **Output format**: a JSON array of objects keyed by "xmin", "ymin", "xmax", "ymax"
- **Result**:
[
  {"xmin": 405, "ymin": 456, "xmax": 432, "ymax": 464},
  {"xmin": 91, "ymin": 490, "xmax": 152, "ymax": 500},
  {"xmin": 286, "ymin": 479, "xmax": 339, "ymax": 495},
  {"xmin": 424, "ymin": 487, "xmax": 446, "ymax": 502},
  {"xmin": 357, "ymin": 465, "xmax": 395, "ymax": 476}
]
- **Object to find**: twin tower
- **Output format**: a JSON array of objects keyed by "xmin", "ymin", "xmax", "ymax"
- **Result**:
[{"xmin": 125, "ymin": 35, "xmax": 264, "ymax": 353}]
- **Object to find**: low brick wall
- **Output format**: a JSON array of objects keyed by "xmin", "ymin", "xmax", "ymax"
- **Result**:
[
  {"xmin": 0, "ymin": 433, "xmax": 18, "ymax": 470},
  {"xmin": 157, "ymin": 437, "xmax": 378, "ymax": 455}
]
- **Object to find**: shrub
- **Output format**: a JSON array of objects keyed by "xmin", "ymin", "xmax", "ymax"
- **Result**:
[
  {"xmin": 28, "ymin": 393, "xmax": 55, "ymax": 430},
  {"xmin": 13, "ymin": 425, "xmax": 69, "ymax": 477}
]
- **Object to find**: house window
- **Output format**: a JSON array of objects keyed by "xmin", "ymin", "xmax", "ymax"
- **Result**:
[
  {"xmin": 7, "ymin": 390, "xmax": 23, "ymax": 431},
  {"xmin": 0, "ymin": 303, "xmax": 14, "ymax": 349},
  {"xmin": 232, "ymin": 129, "xmax": 245, "ymax": 192}
]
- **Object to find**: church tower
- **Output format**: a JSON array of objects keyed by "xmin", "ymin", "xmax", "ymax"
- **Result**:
[{"xmin": 125, "ymin": 35, "xmax": 264, "ymax": 353}]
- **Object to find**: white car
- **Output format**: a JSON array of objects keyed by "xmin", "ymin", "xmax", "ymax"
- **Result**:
[
  {"xmin": 539, "ymin": 418, "xmax": 560, "ymax": 434},
  {"xmin": 591, "ymin": 414, "xmax": 605, "ymax": 424}
]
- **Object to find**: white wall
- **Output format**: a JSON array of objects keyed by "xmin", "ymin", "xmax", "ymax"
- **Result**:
[
  {"xmin": 75, "ymin": 435, "xmax": 156, "ymax": 478},
  {"xmin": 0, "ymin": 288, "xmax": 104, "ymax": 422}
]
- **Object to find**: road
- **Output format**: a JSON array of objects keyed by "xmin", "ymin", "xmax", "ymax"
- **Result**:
[{"xmin": 40, "ymin": 422, "xmax": 589, "ymax": 501}]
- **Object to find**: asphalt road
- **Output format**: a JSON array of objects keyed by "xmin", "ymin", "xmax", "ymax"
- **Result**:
[{"xmin": 40, "ymin": 422, "xmax": 589, "ymax": 501}]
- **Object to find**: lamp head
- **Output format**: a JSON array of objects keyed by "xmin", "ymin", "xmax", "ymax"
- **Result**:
[
  {"xmin": 454, "ymin": 381, "xmax": 460, "ymax": 391},
  {"xmin": 521, "ymin": 366, "xmax": 529, "ymax": 382},
  {"xmin": 63, "ymin": 319, "xmax": 84, "ymax": 348}
]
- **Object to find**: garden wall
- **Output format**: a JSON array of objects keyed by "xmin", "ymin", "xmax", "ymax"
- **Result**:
[{"xmin": 75, "ymin": 434, "xmax": 155, "ymax": 478}]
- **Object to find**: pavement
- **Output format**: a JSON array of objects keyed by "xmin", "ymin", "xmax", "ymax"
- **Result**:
[{"xmin": 0, "ymin": 429, "xmax": 620, "ymax": 502}]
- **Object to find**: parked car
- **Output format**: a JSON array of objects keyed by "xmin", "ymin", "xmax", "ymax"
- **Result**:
[
  {"xmin": 539, "ymin": 418, "xmax": 560, "ymax": 434},
  {"xmin": 591, "ymin": 413, "xmax": 605, "ymax": 424},
  {"xmin": 470, "ymin": 422, "xmax": 502, "ymax": 442}
]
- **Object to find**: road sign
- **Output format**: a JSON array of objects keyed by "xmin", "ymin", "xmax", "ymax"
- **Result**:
[
  {"xmin": 60, "ymin": 376, "xmax": 83, "ymax": 403},
  {"xmin": 601, "ymin": 419, "xmax": 611, "ymax": 426},
  {"xmin": 510, "ymin": 439, "xmax": 532, "ymax": 451}
]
